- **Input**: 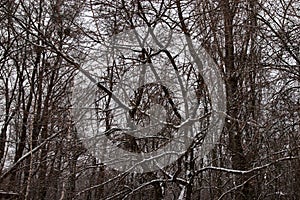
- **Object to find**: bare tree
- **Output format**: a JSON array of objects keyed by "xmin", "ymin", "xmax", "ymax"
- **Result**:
[{"xmin": 0, "ymin": 0, "xmax": 299, "ymax": 199}]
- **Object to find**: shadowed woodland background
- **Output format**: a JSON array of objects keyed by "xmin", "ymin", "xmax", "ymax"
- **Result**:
[{"xmin": 0, "ymin": 0, "xmax": 299, "ymax": 199}]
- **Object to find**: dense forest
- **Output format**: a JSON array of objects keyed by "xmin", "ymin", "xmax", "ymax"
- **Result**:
[{"xmin": 0, "ymin": 0, "xmax": 299, "ymax": 199}]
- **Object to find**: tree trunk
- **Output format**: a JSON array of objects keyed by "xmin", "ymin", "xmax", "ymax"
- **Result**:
[{"xmin": 222, "ymin": 1, "xmax": 249, "ymax": 199}]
